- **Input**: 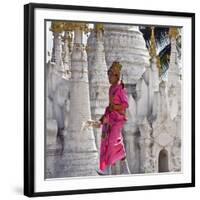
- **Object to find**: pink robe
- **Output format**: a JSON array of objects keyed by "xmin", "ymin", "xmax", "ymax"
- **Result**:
[{"xmin": 100, "ymin": 83, "xmax": 129, "ymax": 171}]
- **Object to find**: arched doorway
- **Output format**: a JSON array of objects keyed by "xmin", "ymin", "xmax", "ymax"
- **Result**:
[{"xmin": 158, "ymin": 149, "xmax": 169, "ymax": 172}]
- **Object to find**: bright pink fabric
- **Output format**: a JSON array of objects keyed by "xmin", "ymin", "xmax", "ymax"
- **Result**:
[{"xmin": 100, "ymin": 83, "xmax": 129, "ymax": 171}]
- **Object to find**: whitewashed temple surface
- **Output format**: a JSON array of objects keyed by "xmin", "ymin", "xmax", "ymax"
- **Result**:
[{"xmin": 45, "ymin": 21, "xmax": 182, "ymax": 178}]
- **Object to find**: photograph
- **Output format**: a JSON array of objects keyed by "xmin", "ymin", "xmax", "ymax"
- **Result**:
[{"xmin": 45, "ymin": 21, "xmax": 182, "ymax": 179}]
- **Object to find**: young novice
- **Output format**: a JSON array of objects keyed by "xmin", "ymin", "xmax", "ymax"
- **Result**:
[{"xmin": 96, "ymin": 61, "xmax": 130, "ymax": 175}]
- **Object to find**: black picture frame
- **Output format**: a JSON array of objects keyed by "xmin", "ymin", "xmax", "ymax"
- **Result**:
[{"xmin": 24, "ymin": 3, "xmax": 195, "ymax": 197}]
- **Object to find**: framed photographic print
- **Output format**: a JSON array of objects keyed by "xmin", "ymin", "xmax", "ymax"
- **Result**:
[{"xmin": 24, "ymin": 3, "xmax": 195, "ymax": 197}]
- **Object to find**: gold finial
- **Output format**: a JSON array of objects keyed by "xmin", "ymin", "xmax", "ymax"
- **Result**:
[
  {"xmin": 169, "ymin": 27, "xmax": 179, "ymax": 39},
  {"xmin": 63, "ymin": 22, "xmax": 91, "ymax": 34},
  {"xmin": 63, "ymin": 22, "xmax": 75, "ymax": 32},
  {"xmin": 94, "ymin": 23, "xmax": 104, "ymax": 39},
  {"xmin": 50, "ymin": 21, "xmax": 64, "ymax": 33},
  {"xmin": 95, "ymin": 23, "xmax": 104, "ymax": 32},
  {"xmin": 156, "ymin": 55, "xmax": 162, "ymax": 73},
  {"xmin": 149, "ymin": 26, "xmax": 157, "ymax": 57}
]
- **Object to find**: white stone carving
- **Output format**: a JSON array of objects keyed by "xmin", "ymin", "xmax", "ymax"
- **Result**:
[
  {"xmin": 88, "ymin": 27, "xmax": 109, "ymax": 150},
  {"xmin": 64, "ymin": 28, "xmax": 98, "ymax": 177}
]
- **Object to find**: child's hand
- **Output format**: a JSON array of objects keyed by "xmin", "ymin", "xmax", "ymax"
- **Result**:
[
  {"xmin": 99, "ymin": 115, "xmax": 108, "ymax": 124},
  {"xmin": 92, "ymin": 121, "xmax": 101, "ymax": 128},
  {"xmin": 103, "ymin": 117, "xmax": 108, "ymax": 124}
]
